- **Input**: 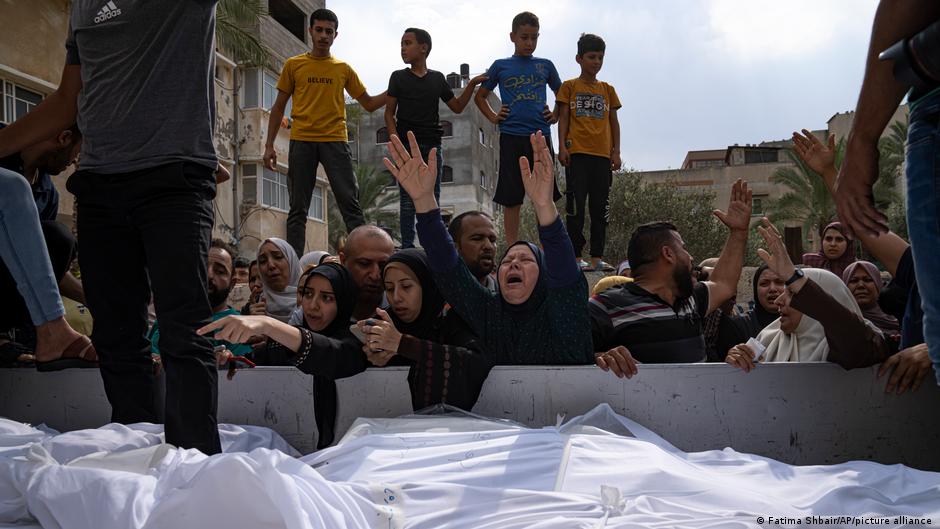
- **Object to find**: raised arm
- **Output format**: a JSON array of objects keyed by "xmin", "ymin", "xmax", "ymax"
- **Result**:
[
  {"xmin": 0, "ymin": 65, "xmax": 81, "ymax": 158},
  {"xmin": 792, "ymin": 129, "xmax": 909, "ymax": 275},
  {"xmin": 446, "ymin": 74, "xmax": 487, "ymax": 114},
  {"xmin": 835, "ymin": 0, "xmax": 940, "ymax": 238},
  {"xmin": 703, "ymin": 179, "xmax": 752, "ymax": 314}
]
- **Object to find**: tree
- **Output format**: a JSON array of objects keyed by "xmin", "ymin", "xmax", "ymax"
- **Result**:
[
  {"xmin": 763, "ymin": 148, "xmax": 837, "ymax": 250},
  {"xmin": 504, "ymin": 172, "xmax": 763, "ymax": 266},
  {"xmin": 327, "ymin": 165, "xmax": 400, "ymax": 251},
  {"xmin": 216, "ymin": 0, "xmax": 270, "ymax": 66}
]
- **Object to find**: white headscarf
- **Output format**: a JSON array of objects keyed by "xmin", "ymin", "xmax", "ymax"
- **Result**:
[
  {"xmin": 299, "ymin": 251, "xmax": 330, "ymax": 271},
  {"xmin": 258, "ymin": 238, "xmax": 301, "ymax": 323},
  {"xmin": 757, "ymin": 268, "xmax": 872, "ymax": 363}
]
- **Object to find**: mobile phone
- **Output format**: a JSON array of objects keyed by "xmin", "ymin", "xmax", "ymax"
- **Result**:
[{"xmin": 349, "ymin": 324, "xmax": 367, "ymax": 343}]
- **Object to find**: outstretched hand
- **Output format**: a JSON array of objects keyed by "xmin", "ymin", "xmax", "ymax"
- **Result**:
[
  {"xmin": 383, "ymin": 131, "xmax": 439, "ymax": 212},
  {"xmin": 713, "ymin": 179, "xmax": 752, "ymax": 232},
  {"xmin": 755, "ymin": 218, "xmax": 796, "ymax": 281},
  {"xmin": 792, "ymin": 129, "xmax": 836, "ymax": 182}
]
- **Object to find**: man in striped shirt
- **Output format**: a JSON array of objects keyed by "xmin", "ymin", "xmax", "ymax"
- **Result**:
[{"xmin": 592, "ymin": 179, "xmax": 752, "ymax": 377}]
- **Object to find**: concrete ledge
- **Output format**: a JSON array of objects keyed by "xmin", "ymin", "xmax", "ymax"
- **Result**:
[{"xmin": 1, "ymin": 363, "xmax": 937, "ymax": 469}]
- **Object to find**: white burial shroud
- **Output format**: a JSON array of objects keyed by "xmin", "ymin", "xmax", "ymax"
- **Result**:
[{"xmin": 1, "ymin": 404, "xmax": 938, "ymax": 529}]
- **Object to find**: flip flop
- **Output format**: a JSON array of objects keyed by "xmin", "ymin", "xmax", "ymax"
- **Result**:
[{"xmin": 36, "ymin": 335, "xmax": 98, "ymax": 372}]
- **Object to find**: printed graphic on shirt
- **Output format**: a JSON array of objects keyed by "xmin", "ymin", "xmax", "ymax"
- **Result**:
[{"xmin": 572, "ymin": 93, "xmax": 608, "ymax": 119}]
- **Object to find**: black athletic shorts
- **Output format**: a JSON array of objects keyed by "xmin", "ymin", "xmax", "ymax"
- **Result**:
[{"xmin": 494, "ymin": 133, "xmax": 562, "ymax": 207}]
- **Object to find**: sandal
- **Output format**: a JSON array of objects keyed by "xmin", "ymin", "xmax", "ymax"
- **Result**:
[{"xmin": 36, "ymin": 335, "xmax": 98, "ymax": 372}]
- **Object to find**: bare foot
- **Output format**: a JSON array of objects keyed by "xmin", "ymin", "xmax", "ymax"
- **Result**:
[{"xmin": 34, "ymin": 317, "xmax": 84, "ymax": 363}]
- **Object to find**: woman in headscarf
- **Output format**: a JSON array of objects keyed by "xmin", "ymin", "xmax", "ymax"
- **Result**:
[
  {"xmin": 357, "ymin": 248, "xmax": 492, "ymax": 411},
  {"xmin": 385, "ymin": 131, "xmax": 593, "ymax": 365},
  {"xmin": 715, "ymin": 264, "xmax": 786, "ymax": 359},
  {"xmin": 726, "ymin": 219, "xmax": 891, "ymax": 372},
  {"xmin": 256, "ymin": 238, "xmax": 301, "ymax": 322},
  {"xmin": 202, "ymin": 262, "xmax": 367, "ymax": 448},
  {"xmin": 842, "ymin": 261, "xmax": 901, "ymax": 337},
  {"xmin": 801, "ymin": 221, "xmax": 858, "ymax": 278}
]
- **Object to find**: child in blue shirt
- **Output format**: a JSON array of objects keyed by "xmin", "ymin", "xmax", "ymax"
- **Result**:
[{"xmin": 474, "ymin": 11, "xmax": 562, "ymax": 245}]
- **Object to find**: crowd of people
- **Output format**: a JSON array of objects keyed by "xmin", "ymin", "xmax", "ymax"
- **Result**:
[{"xmin": 0, "ymin": 3, "xmax": 937, "ymax": 455}]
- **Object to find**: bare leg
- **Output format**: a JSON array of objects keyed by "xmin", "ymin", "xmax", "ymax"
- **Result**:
[{"xmin": 34, "ymin": 317, "xmax": 84, "ymax": 363}]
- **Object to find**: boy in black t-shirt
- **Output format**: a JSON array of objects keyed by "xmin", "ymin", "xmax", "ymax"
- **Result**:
[{"xmin": 385, "ymin": 27, "xmax": 487, "ymax": 248}]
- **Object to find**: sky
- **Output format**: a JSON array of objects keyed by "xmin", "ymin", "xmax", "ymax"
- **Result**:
[{"xmin": 325, "ymin": 0, "xmax": 879, "ymax": 171}]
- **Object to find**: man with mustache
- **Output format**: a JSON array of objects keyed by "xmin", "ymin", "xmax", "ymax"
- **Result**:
[
  {"xmin": 340, "ymin": 225, "xmax": 396, "ymax": 320},
  {"xmin": 591, "ymin": 179, "xmax": 752, "ymax": 378},
  {"xmin": 448, "ymin": 211, "xmax": 498, "ymax": 292}
]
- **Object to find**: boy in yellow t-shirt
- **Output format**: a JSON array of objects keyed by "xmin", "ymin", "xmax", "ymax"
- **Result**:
[
  {"xmin": 557, "ymin": 33, "xmax": 622, "ymax": 272},
  {"xmin": 263, "ymin": 8, "xmax": 386, "ymax": 256}
]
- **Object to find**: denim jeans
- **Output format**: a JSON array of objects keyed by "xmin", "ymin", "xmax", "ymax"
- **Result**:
[
  {"xmin": 905, "ymin": 88, "xmax": 940, "ymax": 385},
  {"xmin": 68, "ymin": 161, "xmax": 222, "ymax": 454},
  {"xmin": 399, "ymin": 143, "xmax": 442, "ymax": 249},
  {"xmin": 0, "ymin": 167, "xmax": 64, "ymax": 326}
]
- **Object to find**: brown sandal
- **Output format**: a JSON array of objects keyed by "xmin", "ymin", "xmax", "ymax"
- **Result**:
[{"xmin": 36, "ymin": 335, "xmax": 98, "ymax": 372}]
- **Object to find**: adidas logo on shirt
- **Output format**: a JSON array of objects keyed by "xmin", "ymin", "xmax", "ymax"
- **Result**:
[{"xmin": 94, "ymin": 1, "xmax": 122, "ymax": 23}]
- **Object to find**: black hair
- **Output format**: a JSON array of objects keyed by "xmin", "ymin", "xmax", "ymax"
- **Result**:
[
  {"xmin": 404, "ymin": 27, "xmax": 432, "ymax": 56},
  {"xmin": 626, "ymin": 222, "xmax": 679, "ymax": 275},
  {"xmin": 309, "ymin": 8, "xmax": 338, "ymax": 29},
  {"xmin": 233, "ymin": 256, "xmax": 250, "ymax": 269},
  {"xmin": 448, "ymin": 210, "xmax": 494, "ymax": 242},
  {"xmin": 210, "ymin": 239, "xmax": 236, "ymax": 267},
  {"xmin": 512, "ymin": 11, "xmax": 539, "ymax": 32},
  {"xmin": 577, "ymin": 33, "xmax": 605, "ymax": 56},
  {"xmin": 67, "ymin": 122, "xmax": 82, "ymax": 140}
]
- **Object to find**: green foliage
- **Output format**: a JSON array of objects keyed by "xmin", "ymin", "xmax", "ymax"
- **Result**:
[
  {"xmin": 327, "ymin": 164, "xmax": 400, "ymax": 251},
  {"xmin": 499, "ymin": 172, "xmax": 763, "ymax": 266},
  {"xmin": 764, "ymin": 149, "xmax": 837, "ymax": 249},
  {"xmin": 216, "ymin": 0, "xmax": 270, "ymax": 67}
]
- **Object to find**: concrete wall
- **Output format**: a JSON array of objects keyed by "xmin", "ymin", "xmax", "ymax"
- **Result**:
[{"xmin": 2, "ymin": 364, "xmax": 937, "ymax": 470}]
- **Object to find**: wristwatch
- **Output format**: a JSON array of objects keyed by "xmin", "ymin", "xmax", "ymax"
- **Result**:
[{"xmin": 784, "ymin": 268, "xmax": 804, "ymax": 287}]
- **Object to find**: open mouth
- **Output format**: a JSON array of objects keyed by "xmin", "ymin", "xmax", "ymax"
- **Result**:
[{"xmin": 506, "ymin": 273, "xmax": 523, "ymax": 285}]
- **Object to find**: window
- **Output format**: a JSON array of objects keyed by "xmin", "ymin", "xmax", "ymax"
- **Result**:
[
  {"xmin": 376, "ymin": 127, "xmax": 390, "ymax": 144},
  {"xmin": 752, "ymin": 197, "xmax": 765, "ymax": 216},
  {"xmin": 441, "ymin": 165, "xmax": 454, "ymax": 184},
  {"xmin": 242, "ymin": 69, "xmax": 289, "ymax": 115},
  {"xmin": 269, "ymin": 0, "xmax": 306, "ymax": 43},
  {"xmin": 241, "ymin": 163, "xmax": 259, "ymax": 204},
  {"xmin": 744, "ymin": 150, "xmax": 778, "ymax": 164},
  {"xmin": 1, "ymin": 81, "xmax": 43, "ymax": 124},
  {"xmin": 261, "ymin": 166, "xmax": 289, "ymax": 210},
  {"xmin": 441, "ymin": 120, "xmax": 453, "ymax": 137},
  {"xmin": 262, "ymin": 71, "xmax": 278, "ymax": 110},
  {"xmin": 478, "ymin": 128, "xmax": 485, "ymax": 145},
  {"xmin": 308, "ymin": 185, "xmax": 324, "ymax": 220},
  {"xmin": 480, "ymin": 171, "xmax": 487, "ymax": 189}
]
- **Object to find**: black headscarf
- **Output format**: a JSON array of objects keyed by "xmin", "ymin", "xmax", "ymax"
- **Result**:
[
  {"xmin": 383, "ymin": 249, "xmax": 446, "ymax": 339},
  {"xmin": 717, "ymin": 264, "xmax": 779, "ymax": 358},
  {"xmin": 499, "ymin": 241, "xmax": 548, "ymax": 315},
  {"xmin": 301, "ymin": 262, "xmax": 358, "ymax": 337}
]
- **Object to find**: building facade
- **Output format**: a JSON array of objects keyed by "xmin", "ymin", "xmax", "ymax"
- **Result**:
[
  {"xmin": 349, "ymin": 72, "xmax": 501, "ymax": 228},
  {"xmin": 635, "ymin": 106, "xmax": 909, "ymax": 254},
  {"xmin": 0, "ymin": 0, "xmax": 330, "ymax": 258}
]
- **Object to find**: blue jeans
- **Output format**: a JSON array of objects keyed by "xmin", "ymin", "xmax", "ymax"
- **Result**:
[
  {"xmin": 399, "ymin": 143, "xmax": 443, "ymax": 249},
  {"xmin": 0, "ymin": 168, "xmax": 64, "ymax": 326},
  {"xmin": 905, "ymin": 88, "xmax": 940, "ymax": 385}
]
